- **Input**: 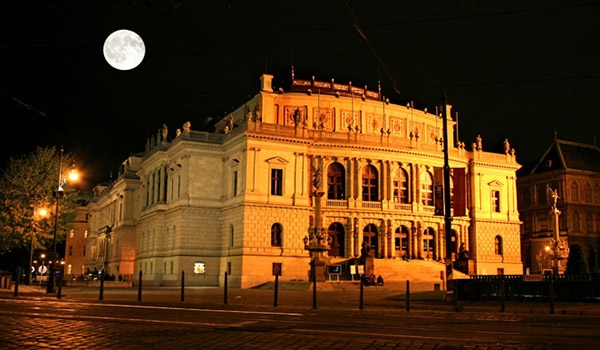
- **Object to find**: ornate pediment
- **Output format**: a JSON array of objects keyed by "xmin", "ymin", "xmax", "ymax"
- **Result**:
[
  {"xmin": 265, "ymin": 156, "xmax": 289, "ymax": 165},
  {"xmin": 487, "ymin": 180, "xmax": 504, "ymax": 187}
]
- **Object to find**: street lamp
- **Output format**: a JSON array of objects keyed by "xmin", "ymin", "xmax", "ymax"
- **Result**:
[{"xmin": 46, "ymin": 147, "xmax": 79, "ymax": 293}]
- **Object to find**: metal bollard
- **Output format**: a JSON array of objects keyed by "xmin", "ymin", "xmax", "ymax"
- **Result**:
[
  {"xmin": 273, "ymin": 274, "xmax": 279, "ymax": 307},
  {"xmin": 99, "ymin": 274, "xmax": 104, "ymax": 301},
  {"xmin": 57, "ymin": 271, "xmax": 62, "ymax": 299},
  {"xmin": 14, "ymin": 266, "xmax": 21, "ymax": 297},
  {"xmin": 406, "ymin": 280, "xmax": 410, "ymax": 312},
  {"xmin": 180, "ymin": 270, "xmax": 185, "ymax": 302},
  {"xmin": 138, "ymin": 270, "xmax": 143, "ymax": 302},
  {"xmin": 359, "ymin": 275, "xmax": 364, "ymax": 310},
  {"xmin": 223, "ymin": 272, "xmax": 228, "ymax": 305}
]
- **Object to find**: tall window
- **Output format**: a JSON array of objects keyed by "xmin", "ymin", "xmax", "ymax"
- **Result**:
[
  {"xmin": 422, "ymin": 227, "xmax": 435, "ymax": 257},
  {"xmin": 327, "ymin": 222, "xmax": 345, "ymax": 257},
  {"xmin": 327, "ymin": 162, "xmax": 345, "ymax": 200},
  {"xmin": 271, "ymin": 223, "xmax": 282, "ymax": 247},
  {"xmin": 571, "ymin": 182, "xmax": 579, "ymax": 202},
  {"xmin": 494, "ymin": 235, "xmax": 503, "ymax": 255},
  {"xmin": 361, "ymin": 165, "xmax": 379, "ymax": 202},
  {"xmin": 362, "ymin": 224, "xmax": 379, "ymax": 258},
  {"xmin": 537, "ymin": 184, "xmax": 547, "ymax": 204},
  {"xmin": 270, "ymin": 169, "xmax": 283, "ymax": 196},
  {"xmin": 573, "ymin": 211, "xmax": 581, "ymax": 232},
  {"xmin": 586, "ymin": 212, "xmax": 594, "ymax": 233},
  {"xmin": 229, "ymin": 224, "xmax": 234, "ymax": 247},
  {"xmin": 585, "ymin": 183, "xmax": 592, "ymax": 203},
  {"xmin": 232, "ymin": 171, "xmax": 238, "ymax": 197},
  {"xmin": 420, "ymin": 171, "xmax": 433, "ymax": 206},
  {"xmin": 491, "ymin": 190, "xmax": 501, "ymax": 212},
  {"xmin": 392, "ymin": 168, "xmax": 409, "ymax": 203},
  {"xmin": 594, "ymin": 184, "xmax": 600, "ymax": 204}
]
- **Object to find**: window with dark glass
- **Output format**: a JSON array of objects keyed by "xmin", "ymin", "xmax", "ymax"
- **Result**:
[
  {"xmin": 571, "ymin": 182, "xmax": 579, "ymax": 202},
  {"xmin": 585, "ymin": 183, "xmax": 592, "ymax": 203},
  {"xmin": 392, "ymin": 168, "xmax": 409, "ymax": 203},
  {"xmin": 573, "ymin": 211, "xmax": 581, "ymax": 232},
  {"xmin": 271, "ymin": 223, "xmax": 282, "ymax": 247},
  {"xmin": 361, "ymin": 165, "xmax": 379, "ymax": 202},
  {"xmin": 327, "ymin": 162, "xmax": 345, "ymax": 200},
  {"xmin": 494, "ymin": 235, "xmax": 503, "ymax": 255},
  {"xmin": 232, "ymin": 171, "xmax": 238, "ymax": 197},
  {"xmin": 270, "ymin": 169, "xmax": 283, "ymax": 196}
]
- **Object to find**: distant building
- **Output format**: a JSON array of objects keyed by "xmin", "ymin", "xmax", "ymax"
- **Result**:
[
  {"xmin": 517, "ymin": 137, "xmax": 600, "ymax": 274},
  {"xmin": 85, "ymin": 157, "xmax": 141, "ymax": 281},
  {"xmin": 63, "ymin": 192, "xmax": 91, "ymax": 278},
  {"xmin": 85, "ymin": 74, "xmax": 523, "ymax": 288}
]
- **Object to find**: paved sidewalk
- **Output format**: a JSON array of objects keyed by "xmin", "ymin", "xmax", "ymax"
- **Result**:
[{"xmin": 3, "ymin": 281, "xmax": 600, "ymax": 316}]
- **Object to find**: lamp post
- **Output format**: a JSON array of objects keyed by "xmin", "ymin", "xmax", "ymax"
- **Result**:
[{"xmin": 46, "ymin": 147, "xmax": 78, "ymax": 293}]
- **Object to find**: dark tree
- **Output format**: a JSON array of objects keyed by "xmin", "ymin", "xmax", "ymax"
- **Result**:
[{"xmin": 565, "ymin": 244, "xmax": 588, "ymax": 275}]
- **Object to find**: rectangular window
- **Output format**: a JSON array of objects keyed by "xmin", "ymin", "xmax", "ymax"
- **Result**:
[
  {"xmin": 227, "ymin": 262, "xmax": 232, "ymax": 275},
  {"xmin": 233, "ymin": 171, "xmax": 238, "ymax": 197},
  {"xmin": 271, "ymin": 169, "xmax": 283, "ymax": 196},
  {"xmin": 491, "ymin": 190, "xmax": 500, "ymax": 212}
]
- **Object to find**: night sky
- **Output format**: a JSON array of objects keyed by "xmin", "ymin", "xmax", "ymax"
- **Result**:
[{"xmin": 1, "ymin": 1, "xmax": 599, "ymax": 188}]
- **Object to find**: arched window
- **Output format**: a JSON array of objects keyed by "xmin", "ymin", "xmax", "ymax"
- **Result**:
[
  {"xmin": 392, "ymin": 168, "xmax": 409, "ymax": 204},
  {"xmin": 586, "ymin": 212, "xmax": 594, "ymax": 233},
  {"xmin": 594, "ymin": 184, "xmax": 600, "ymax": 204},
  {"xmin": 327, "ymin": 222, "xmax": 345, "ymax": 257},
  {"xmin": 394, "ymin": 226, "xmax": 409, "ymax": 258},
  {"xmin": 327, "ymin": 162, "xmax": 345, "ymax": 200},
  {"xmin": 422, "ymin": 227, "xmax": 435, "ymax": 259},
  {"xmin": 571, "ymin": 182, "xmax": 579, "ymax": 202},
  {"xmin": 585, "ymin": 183, "xmax": 592, "ymax": 203},
  {"xmin": 362, "ymin": 164, "xmax": 379, "ymax": 202},
  {"xmin": 362, "ymin": 224, "xmax": 379, "ymax": 258},
  {"xmin": 271, "ymin": 223, "xmax": 282, "ymax": 247},
  {"xmin": 494, "ymin": 235, "xmax": 503, "ymax": 255},
  {"xmin": 421, "ymin": 171, "xmax": 433, "ymax": 206}
]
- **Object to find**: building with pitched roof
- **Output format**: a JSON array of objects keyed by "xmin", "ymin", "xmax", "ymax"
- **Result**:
[{"xmin": 517, "ymin": 137, "xmax": 600, "ymax": 274}]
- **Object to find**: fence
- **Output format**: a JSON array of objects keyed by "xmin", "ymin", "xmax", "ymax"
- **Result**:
[{"xmin": 454, "ymin": 274, "xmax": 600, "ymax": 302}]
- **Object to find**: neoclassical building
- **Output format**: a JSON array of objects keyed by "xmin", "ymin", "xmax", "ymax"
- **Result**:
[
  {"xmin": 518, "ymin": 137, "xmax": 600, "ymax": 274},
  {"xmin": 86, "ymin": 74, "xmax": 522, "ymax": 288}
]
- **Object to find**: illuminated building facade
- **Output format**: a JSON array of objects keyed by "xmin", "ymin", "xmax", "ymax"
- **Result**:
[
  {"xmin": 85, "ymin": 157, "xmax": 141, "ymax": 281},
  {"xmin": 86, "ymin": 74, "xmax": 523, "ymax": 288},
  {"xmin": 518, "ymin": 138, "xmax": 600, "ymax": 274}
]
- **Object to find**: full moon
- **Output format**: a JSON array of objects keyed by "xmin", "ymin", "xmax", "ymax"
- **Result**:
[{"xmin": 103, "ymin": 29, "xmax": 145, "ymax": 71}]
